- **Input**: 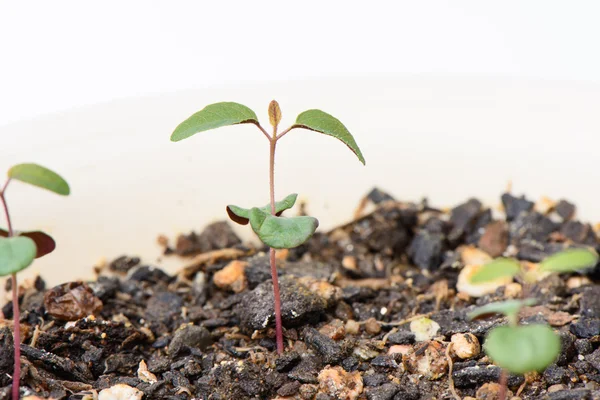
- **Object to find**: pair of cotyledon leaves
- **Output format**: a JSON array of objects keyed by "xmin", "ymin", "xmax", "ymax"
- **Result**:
[
  {"xmin": 469, "ymin": 248, "xmax": 599, "ymax": 284},
  {"xmin": 170, "ymin": 102, "xmax": 365, "ymax": 249},
  {"xmin": 468, "ymin": 298, "xmax": 561, "ymax": 374},
  {"xmin": 0, "ymin": 163, "xmax": 69, "ymax": 276}
]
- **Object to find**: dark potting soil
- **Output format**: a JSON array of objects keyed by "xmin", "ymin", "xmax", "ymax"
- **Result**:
[{"xmin": 2, "ymin": 189, "xmax": 600, "ymax": 399}]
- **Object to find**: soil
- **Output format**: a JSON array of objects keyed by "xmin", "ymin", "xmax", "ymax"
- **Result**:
[{"xmin": 2, "ymin": 188, "xmax": 600, "ymax": 400}]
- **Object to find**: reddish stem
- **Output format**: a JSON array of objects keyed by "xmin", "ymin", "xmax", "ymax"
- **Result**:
[
  {"xmin": 498, "ymin": 369, "xmax": 508, "ymax": 400},
  {"xmin": 0, "ymin": 181, "xmax": 20, "ymax": 399},
  {"xmin": 268, "ymin": 134, "xmax": 284, "ymax": 353}
]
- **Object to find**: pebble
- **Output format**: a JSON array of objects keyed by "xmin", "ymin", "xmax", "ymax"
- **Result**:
[
  {"xmin": 450, "ymin": 333, "xmax": 480, "ymax": 359},
  {"xmin": 403, "ymin": 341, "xmax": 448, "ymax": 380},
  {"xmin": 386, "ymin": 330, "xmax": 415, "ymax": 345},
  {"xmin": 44, "ymin": 282, "xmax": 103, "ymax": 321},
  {"xmin": 452, "ymin": 364, "xmax": 524, "ymax": 388},
  {"xmin": 275, "ymin": 351, "xmax": 301, "ymax": 372},
  {"xmin": 345, "ymin": 320, "xmax": 361, "ymax": 335},
  {"xmin": 317, "ymin": 366, "xmax": 363, "ymax": 400},
  {"xmin": 365, "ymin": 383, "xmax": 399, "ymax": 400},
  {"xmin": 585, "ymin": 348, "xmax": 600, "ymax": 372},
  {"xmin": 277, "ymin": 381, "xmax": 301, "ymax": 397},
  {"xmin": 319, "ymin": 319, "xmax": 346, "ymax": 340},
  {"xmin": 580, "ymin": 286, "xmax": 600, "ymax": 318},
  {"xmin": 543, "ymin": 365, "xmax": 567, "ymax": 385},
  {"xmin": 297, "ymin": 276, "xmax": 342, "ymax": 307},
  {"xmin": 303, "ymin": 327, "xmax": 347, "ymax": 364},
  {"xmin": 213, "ymin": 260, "xmax": 247, "ymax": 293},
  {"xmin": 407, "ymin": 231, "xmax": 446, "ymax": 270},
  {"xmin": 365, "ymin": 318, "xmax": 382, "ymax": 335},
  {"xmin": 575, "ymin": 339, "xmax": 593, "ymax": 355},
  {"xmin": 570, "ymin": 318, "xmax": 600, "ymax": 338},
  {"xmin": 238, "ymin": 276, "xmax": 328, "ymax": 330},
  {"xmin": 555, "ymin": 200, "xmax": 576, "ymax": 221},
  {"xmin": 137, "ymin": 360, "xmax": 157, "ymax": 383},
  {"xmin": 476, "ymin": 382, "xmax": 512, "ymax": 400},
  {"xmin": 504, "ymin": 282, "xmax": 523, "ymax": 298},
  {"xmin": 388, "ymin": 344, "xmax": 412, "ymax": 356},
  {"xmin": 363, "ymin": 373, "xmax": 389, "ymax": 387},
  {"xmin": 478, "ymin": 220, "xmax": 509, "ymax": 258},
  {"xmin": 501, "ymin": 193, "xmax": 534, "ymax": 221},
  {"xmin": 98, "ymin": 384, "xmax": 143, "ymax": 400},
  {"xmin": 168, "ymin": 324, "xmax": 212, "ymax": 356},
  {"xmin": 409, "ymin": 317, "xmax": 440, "ymax": 342},
  {"xmin": 546, "ymin": 388, "xmax": 592, "ymax": 400},
  {"xmin": 145, "ymin": 292, "xmax": 183, "ymax": 324}
]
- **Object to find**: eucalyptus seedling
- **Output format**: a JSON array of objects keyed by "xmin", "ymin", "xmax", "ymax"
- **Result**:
[
  {"xmin": 468, "ymin": 299, "xmax": 561, "ymax": 400},
  {"xmin": 0, "ymin": 163, "xmax": 69, "ymax": 399},
  {"xmin": 469, "ymin": 248, "xmax": 599, "ymax": 285},
  {"xmin": 171, "ymin": 101, "xmax": 365, "ymax": 353}
]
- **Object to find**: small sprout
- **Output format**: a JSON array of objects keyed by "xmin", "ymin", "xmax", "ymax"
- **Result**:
[
  {"xmin": 469, "ymin": 298, "xmax": 560, "ymax": 387},
  {"xmin": 540, "ymin": 248, "xmax": 598, "ymax": 273},
  {"xmin": 483, "ymin": 325, "xmax": 560, "ymax": 375},
  {"xmin": 467, "ymin": 248, "xmax": 599, "ymax": 286},
  {"xmin": 469, "ymin": 257, "xmax": 521, "ymax": 284},
  {"xmin": 0, "ymin": 163, "xmax": 69, "ymax": 400},
  {"xmin": 467, "ymin": 298, "xmax": 537, "ymax": 323},
  {"xmin": 171, "ymin": 100, "xmax": 364, "ymax": 353}
]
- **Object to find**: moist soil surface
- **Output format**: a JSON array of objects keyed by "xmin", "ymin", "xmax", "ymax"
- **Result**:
[{"xmin": 2, "ymin": 188, "xmax": 600, "ymax": 400}]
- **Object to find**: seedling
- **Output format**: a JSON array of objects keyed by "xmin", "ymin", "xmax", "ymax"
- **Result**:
[
  {"xmin": 465, "ymin": 248, "xmax": 597, "ymax": 400},
  {"xmin": 469, "ymin": 247, "xmax": 599, "ymax": 285},
  {"xmin": 468, "ymin": 299, "xmax": 560, "ymax": 400},
  {"xmin": 0, "ymin": 163, "xmax": 69, "ymax": 399},
  {"xmin": 171, "ymin": 101, "xmax": 365, "ymax": 353}
]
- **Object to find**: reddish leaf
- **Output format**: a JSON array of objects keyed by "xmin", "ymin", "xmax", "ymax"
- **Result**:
[{"xmin": 0, "ymin": 229, "xmax": 56, "ymax": 258}]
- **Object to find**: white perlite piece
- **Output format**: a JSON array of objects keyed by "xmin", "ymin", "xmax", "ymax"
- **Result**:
[
  {"xmin": 410, "ymin": 317, "xmax": 440, "ymax": 341},
  {"xmin": 98, "ymin": 384, "xmax": 143, "ymax": 400}
]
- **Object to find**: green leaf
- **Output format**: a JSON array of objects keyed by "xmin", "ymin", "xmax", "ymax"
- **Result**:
[
  {"xmin": 0, "ymin": 236, "xmax": 37, "ymax": 276},
  {"xmin": 293, "ymin": 109, "xmax": 365, "ymax": 165},
  {"xmin": 540, "ymin": 248, "xmax": 599, "ymax": 273},
  {"xmin": 227, "ymin": 194, "xmax": 298, "ymax": 225},
  {"xmin": 8, "ymin": 163, "xmax": 70, "ymax": 195},
  {"xmin": 0, "ymin": 229, "xmax": 55, "ymax": 259},
  {"xmin": 248, "ymin": 207, "xmax": 318, "ymax": 249},
  {"xmin": 467, "ymin": 298, "xmax": 537, "ymax": 321},
  {"xmin": 484, "ymin": 325, "xmax": 560, "ymax": 374},
  {"xmin": 469, "ymin": 257, "xmax": 521, "ymax": 284},
  {"xmin": 171, "ymin": 102, "xmax": 259, "ymax": 142}
]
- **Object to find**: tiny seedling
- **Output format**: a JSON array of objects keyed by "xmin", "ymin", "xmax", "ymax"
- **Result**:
[
  {"xmin": 469, "ymin": 247, "xmax": 599, "ymax": 285},
  {"xmin": 171, "ymin": 101, "xmax": 365, "ymax": 353},
  {"xmin": 0, "ymin": 163, "xmax": 69, "ymax": 399},
  {"xmin": 468, "ymin": 298, "xmax": 560, "ymax": 400},
  {"xmin": 465, "ymin": 248, "xmax": 597, "ymax": 400}
]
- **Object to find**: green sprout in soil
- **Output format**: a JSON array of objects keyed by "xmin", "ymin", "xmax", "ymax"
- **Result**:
[
  {"xmin": 171, "ymin": 101, "xmax": 365, "ymax": 353},
  {"xmin": 469, "ymin": 247, "xmax": 599, "ymax": 285},
  {"xmin": 0, "ymin": 163, "xmax": 69, "ymax": 400},
  {"xmin": 466, "ymin": 248, "xmax": 598, "ymax": 400}
]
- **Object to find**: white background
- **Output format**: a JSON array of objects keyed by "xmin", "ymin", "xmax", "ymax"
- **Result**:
[
  {"xmin": 2, "ymin": 1, "xmax": 600, "ymax": 285},
  {"xmin": 2, "ymin": 1, "xmax": 600, "ymax": 126}
]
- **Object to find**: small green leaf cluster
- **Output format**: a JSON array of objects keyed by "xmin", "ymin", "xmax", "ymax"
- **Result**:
[
  {"xmin": 466, "ymin": 248, "xmax": 597, "ymax": 375},
  {"xmin": 468, "ymin": 299, "xmax": 560, "ymax": 375},
  {"xmin": 469, "ymin": 248, "xmax": 598, "ymax": 285},
  {"xmin": 0, "ymin": 163, "xmax": 69, "ymax": 276}
]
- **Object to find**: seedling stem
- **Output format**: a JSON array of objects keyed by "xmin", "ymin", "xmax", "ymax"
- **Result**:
[{"xmin": 0, "ymin": 180, "xmax": 21, "ymax": 400}]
